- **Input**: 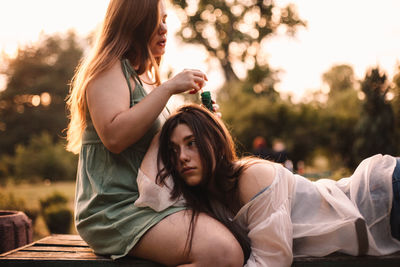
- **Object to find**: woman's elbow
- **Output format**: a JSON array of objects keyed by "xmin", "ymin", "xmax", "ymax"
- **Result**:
[{"xmin": 101, "ymin": 135, "xmax": 126, "ymax": 154}]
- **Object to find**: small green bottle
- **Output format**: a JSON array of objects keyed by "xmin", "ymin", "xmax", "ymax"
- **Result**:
[{"xmin": 201, "ymin": 91, "xmax": 214, "ymax": 112}]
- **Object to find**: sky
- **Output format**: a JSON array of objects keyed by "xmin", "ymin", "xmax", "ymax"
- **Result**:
[{"xmin": 1, "ymin": 0, "xmax": 400, "ymax": 102}]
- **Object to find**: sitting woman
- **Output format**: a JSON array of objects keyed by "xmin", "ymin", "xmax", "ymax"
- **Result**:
[{"xmin": 154, "ymin": 104, "xmax": 400, "ymax": 267}]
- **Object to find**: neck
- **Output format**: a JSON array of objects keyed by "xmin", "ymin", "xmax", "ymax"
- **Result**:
[{"xmin": 139, "ymin": 71, "xmax": 154, "ymax": 85}]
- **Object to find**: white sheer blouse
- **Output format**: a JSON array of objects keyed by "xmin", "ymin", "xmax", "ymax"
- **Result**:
[{"xmin": 234, "ymin": 154, "xmax": 400, "ymax": 267}]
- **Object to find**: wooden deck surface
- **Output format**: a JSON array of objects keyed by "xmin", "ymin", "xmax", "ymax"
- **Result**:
[
  {"xmin": 0, "ymin": 234, "xmax": 163, "ymax": 266},
  {"xmin": 1, "ymin": 234, "xmax": 400, "ymax": 266}
]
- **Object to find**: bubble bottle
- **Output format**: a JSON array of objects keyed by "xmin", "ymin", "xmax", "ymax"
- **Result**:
[{"xmin": 200, "ymin": 90, "xmax": 214, "ymax": 112}]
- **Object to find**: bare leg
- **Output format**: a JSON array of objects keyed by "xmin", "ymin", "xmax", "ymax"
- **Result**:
[{"xmin": 129, "ymin": 210, "xmax": 244, "ymax": 267}]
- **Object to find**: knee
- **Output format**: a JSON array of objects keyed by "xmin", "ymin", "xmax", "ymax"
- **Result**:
[
  {"xmin": 194, "ymin": 232, "xmax": 244, "ymax": 267},
  {"xmin": 211, "ymin": 237, "xmax": 244, "ymax": 267},
  {"xmin": 188, "ymin": 213, "xmax": 245, "ymax": 266}
]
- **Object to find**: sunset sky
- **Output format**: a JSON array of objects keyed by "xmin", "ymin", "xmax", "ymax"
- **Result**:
[{"xmin": 1, "ymin": 0, "xmax": 400, "ymax": 102}]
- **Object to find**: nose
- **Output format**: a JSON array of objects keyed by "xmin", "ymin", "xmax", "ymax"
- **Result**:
[
  {"xmin": 179, "ymin": 148, "xmax": 190, "ymax": 163},
  {"xmin": 159, "ymin": 22, "xmax": 167, "ymax": 35}
]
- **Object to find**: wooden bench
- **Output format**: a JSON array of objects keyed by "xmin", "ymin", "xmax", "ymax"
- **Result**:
[
  {"xmin": 1, "ymin": 234, "xmax": 400, "ymax": 266},
  {"xmin": 0, "ymin": 234, "xmax": 163, "ymax": 267}
]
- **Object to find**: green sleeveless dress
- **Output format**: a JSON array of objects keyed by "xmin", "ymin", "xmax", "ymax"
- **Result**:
[{"xmin": 74, "ymin": 59, "xmax": 185, "ymax": 259}]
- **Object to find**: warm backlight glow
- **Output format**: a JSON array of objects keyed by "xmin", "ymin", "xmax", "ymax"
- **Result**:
[
  {"xmin": 40, "ymin": 92, "xmax": 51, "ymax": 106},
  {"xmin": 31, "ymin": 95, "xmax": 41, "ymax": 107},
  {"xmin": 0, "ymin": 0, "xmax": 400, "ymax": 102}
]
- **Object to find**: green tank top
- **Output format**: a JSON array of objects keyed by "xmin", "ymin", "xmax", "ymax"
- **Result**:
[{"xmin": 74, "ymin": 59, "xmax": 185, "ymax": 260}]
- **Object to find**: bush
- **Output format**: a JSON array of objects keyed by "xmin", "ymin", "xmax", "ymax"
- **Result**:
[
  {"xmin": 39, "ymin": 191, "xmax": 68, "ymax": 210},
  {"xmin": 12, "ymin": 132, "xmax": 78, "ymax": 182},
  {"xmin": 0, "ymin": 155, "xmax": 14, "ymax": 185},
  {"xmin": 42, "ymin": 204, "xmax": 72, "ymax": 234},
  {"xmin": 40, "ymin": 191, "xmax": 72, "ymax": 234}
]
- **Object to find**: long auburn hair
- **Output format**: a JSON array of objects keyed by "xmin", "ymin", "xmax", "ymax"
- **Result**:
[
  {"xmin": 157, "ymin": 104, "xmax": 252, "ymax": 261},
  {"xmin": 66, "ymin": 0, "xmax": 161, "ymax": 153}
]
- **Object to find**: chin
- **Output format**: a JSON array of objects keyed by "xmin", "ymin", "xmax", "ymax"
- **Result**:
[
  {"xmin": 185, "ymin": 178, "xmax": 202, "ymax": 187},
  {"xmin": 153, "ymin": 51, "xmax": 165, "ymax": 58},
  {"xmin": 151, "ymin": 47, "xmax": 165, "ymax": 58}
]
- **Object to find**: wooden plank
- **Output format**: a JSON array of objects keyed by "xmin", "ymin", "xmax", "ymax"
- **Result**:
[
  {"xmin": 2, "ymin": 234, "xmax": 400, "ymax": 267},
  {"xmin": 49, "ymin": 234, "xmax": 83, "ymax": 241},
  {"xmin": 7, "ymin": 251, "xmax": 103, "ymax": 260},
  {"xmin": 0, "ymin": 242, "xmax": 36, "ymax": 257},
  {"xmin": 0, "ymin": 258, "xmax": 165, "ymax": 267},
  {"xmin": 0, "ymin": 235, "xmax": 165, "ymax": 266},
  {"xmin": 20, "ymin": 246, "xmax": 93, "ymax": 252},
  {"xmin": 35, "ymin": 238, "xmax": 88, "ymax": 247}
]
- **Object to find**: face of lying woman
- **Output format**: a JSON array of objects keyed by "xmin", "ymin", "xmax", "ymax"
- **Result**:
[{"xmin": 170, "ymin": 123, "xmax": 203, "ymax": 186}]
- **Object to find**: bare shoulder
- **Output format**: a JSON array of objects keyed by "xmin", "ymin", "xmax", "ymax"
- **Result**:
[
  {"xmin": 87, "ymin": 60, "xmax": 127, "ymax": 94},
  {"xmin": 238, "ymin": 160, "xmax": 276, "ymax": 205},
  {"xmin": 86, "ymin": 60, "xmax": 131, "ymax": 113}
]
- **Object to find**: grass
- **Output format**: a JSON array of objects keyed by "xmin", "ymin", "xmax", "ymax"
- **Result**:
[{"xmin": 0, "ymin": 180, "xmax": 76, "ymax": 240}]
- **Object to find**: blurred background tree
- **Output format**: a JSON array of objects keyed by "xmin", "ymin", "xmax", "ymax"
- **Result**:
[
  {"xmin": 0, "ymin": 30, "xmax": 82, "ymax": 181},
  {"xmin": 171, "ymin": 0, "xmax": 399, "ymax": 173},
  {"xmin": 0, "ymin": 1, "xmax": 399, "ymax": 182},
  {"xmin": 171, "ymin": 0, "xmax": 306, "ymax": 95},
  {"xmin": 354, "ymin": 67, "xmax": 395, "ymax": 163},
  {"xmin": 0, "ymin": 30, "xmax": 83, "ymax": 155},
  {"xmin": 320, "ymin": 64, "xmax": 361, "ymax": 169},
  {"xmin": 12, "ymin": 132, "xmax": 77, "ymax": 182}
]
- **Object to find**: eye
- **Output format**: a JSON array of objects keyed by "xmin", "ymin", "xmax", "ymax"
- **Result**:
[
  {"xmin": 161, "ymin": 15, "xmax": 167, "ymax": 24},
  {"xmin": 187, "ymin": 139, "xmax": 197, "ymax": 148}
]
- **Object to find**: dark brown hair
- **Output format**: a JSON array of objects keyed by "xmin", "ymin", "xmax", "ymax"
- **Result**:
[{"xmin": 157, "ymin": 104, "xmax": 251, "ymax": 261}]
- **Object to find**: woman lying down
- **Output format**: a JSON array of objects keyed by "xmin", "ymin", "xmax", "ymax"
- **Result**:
[{"xmin": 135, "ymin": 104, "xmax": 400, "ymax": 267}]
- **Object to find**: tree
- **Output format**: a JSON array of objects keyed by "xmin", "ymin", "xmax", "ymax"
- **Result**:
[
  {"xmin": 0, "ymin": 31, "xmax": 83, "ymax": 155},
  {"xmin": 322, "ymin": 64, "xmax": 355, "ymax": 96},
  {"xmin": 218, "ymin": 79, "xmax": 325, "ymax": 169},
  {"xmin": 13, "ymin": 132, "xmax": 78, "ymax": 181},
  {"xmin": 321, "ymin": 64, "xmax": 361, "ymax": 169},
  {"xmin": 354, "ymin": 67, "xmax": 395, "ymax": 162},
  {"xmin": 171, "ymin": 0, "xmax": 306, "ymax": 85}
]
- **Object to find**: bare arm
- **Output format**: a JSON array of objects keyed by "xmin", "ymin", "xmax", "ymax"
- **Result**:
[{"xmin": 87, "ymin": 62, "xmax": 207, "ymax": 153}]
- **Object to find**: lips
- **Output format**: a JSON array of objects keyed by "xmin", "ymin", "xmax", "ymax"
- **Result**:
[
  {"xmin": 181, "ymin": 166, "xmax": 196, "ymax": 174},
  {"xmin": 157, "ymin": 37, "xmax": 167, "ymax": 47}
]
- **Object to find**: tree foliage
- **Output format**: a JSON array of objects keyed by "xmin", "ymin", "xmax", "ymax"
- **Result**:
[
  {"xmin": 171, "ymin": 0, "xmax": 306, "ymax": 84},
  {"xmin": 219, "ymin": 64, "xmax": 393, "ymax": 171},
  {"xmin": 218, "ymin": 79, "xmax": 326, "ymax": 168},
  {"xmin": 354, "ymin": 67, "xmax": 395, "ymax": 162},
  {"xmin": 12, "ymin": 132, "xmax": 78, "ymax": 181},
  {"xmin": 0, "ymin": 31, "xmax": 83, "ymax": 155},
  {"xmin": 321, "ymin": 64, "xmax": 361, "ymax": 168},
  {"xmin": 323, "ymin": 64, "xmax": 355, "ymax": 96}
]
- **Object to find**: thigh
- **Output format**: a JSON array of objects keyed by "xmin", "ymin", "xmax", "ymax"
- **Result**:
[{"xmin": 129, "ymin": 210, "xmax": 243, "ymax": 266}]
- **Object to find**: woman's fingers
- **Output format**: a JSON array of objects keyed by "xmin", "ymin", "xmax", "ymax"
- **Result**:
[
  {"xmin": 184, "ymin": 69, "xmax": 208, "ymax": 81},
  {"xmin": 168, "ymin": 69, "xmax": 208, "ymax": 95},
  {"xmin": 193, "ymin": 76, "xmax": 206, "ymax": 88},
  {"xmin": 212, "ymin": 103, "xmax": 219, "ymax": 112}
]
